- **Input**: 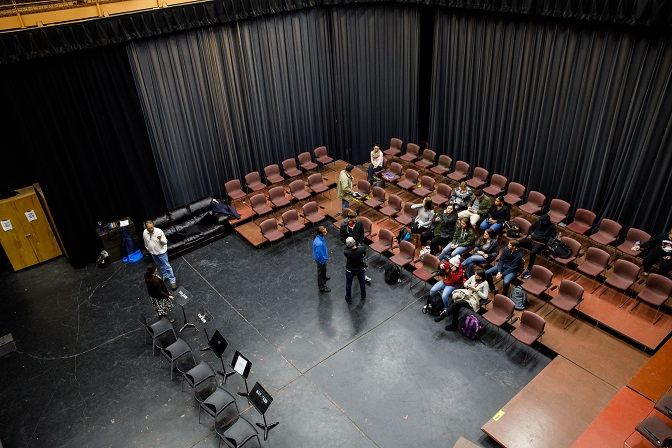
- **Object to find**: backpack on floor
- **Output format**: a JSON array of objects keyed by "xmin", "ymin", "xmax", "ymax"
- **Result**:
[
  {"xmin": 510, "ymin": 285, "xmax": 527, "ymax": 311},
  {"xmin": 422, "ymin": 293, "xmax": 445, "ymax": 316},
  {"xmin": 384, "ymin": 264, "xmax": 401, "ymax": 284},
  {"xmin": 504, "ymin": 220, "xmax": 520, "ymax": 238},
  {"xmin": 460, "ymin": 313, "xmax": 483, "ymax": 339},
  {"xmin": 547, "ymin": 237, "xmax": 572, "ymax": 259}
]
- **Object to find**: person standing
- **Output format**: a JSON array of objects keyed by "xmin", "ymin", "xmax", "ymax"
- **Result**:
[
  {"xmin": 519, "ymin": 214, "xmax": 556, "ymax": 278},
  {"xmin": 367, "ymin": 145, "xmax": 385, "ymax": 183},
  {"xmin": 144, "ymin": 265, "xmax": 174, "ymax": 318},
  {"xmin": 143, "ymin": 220, "xmax": 177, "ymax": 290},
  {"xmin": 344, "ymin": 236, "xmax": 367, "ymax": 303},
  {"xmin": 313, "ymin": 226, "xmax": 331, "ymax": 293},
  {"xmin": 337, "ymin": 164, "xmax": 355, "ymax": 212},
  {"xmin": 339, "ymin": 209, "xmax": 365, "ymax": 244}
]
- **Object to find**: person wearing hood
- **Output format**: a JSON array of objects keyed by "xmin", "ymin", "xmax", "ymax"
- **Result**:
[
  {"xmin": 519, "ymin": 213, "xmax": 557, "ymax": 278},
  {"xmin": 429, "ymin": 255, "xmax": 465, "ymax": 318},
  {"xmin": 344, "ymin": 236, "xmax": 367, "ymax": 303},
  {"xmin": 339, "ymin": 208, "xmax": 364, "ymax": 245}
]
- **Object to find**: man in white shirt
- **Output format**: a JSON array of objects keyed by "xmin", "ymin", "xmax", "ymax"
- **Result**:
[{"xmin": 143, "ymin": 220, "xmax": 177, "ymax": 290}]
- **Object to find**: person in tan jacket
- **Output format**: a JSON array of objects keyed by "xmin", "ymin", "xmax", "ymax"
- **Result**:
[{"xmin": 337, "ymin": 164, "xmax": 355, "ymax": 212}]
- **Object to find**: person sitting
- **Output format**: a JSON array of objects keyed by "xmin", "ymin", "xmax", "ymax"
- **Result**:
[
  {"xmin": 479, "ymin": 196, "xmax": 510, "ymax": 235},
  {"xmin": 462, "ymin": 230, "xmax": 500, "ymax": 277},
  {"xmin": 428, "ymin": 256, "xmax": 465, "ymax": 320},
  {"xmin": 430, "ymin": 205, "xmax": 458, "ymax": 254},
  {"xmin": 439, "ymin": 218, "xmax": 475, "ymax": 259},
  {"xmin": 519, "ymin": 213, "xmax": 557, "ymax": 279},
  {"xmin": 411, "ymin": 198, "xmax": 435, "ymax": 247},
  {"xmin": 450, "ymin": 182, "xmax": 473, "ymax": 212},
  {"xmin": 485, "ymin": 240, "xmax": 523, "ymax": 296},
  {"xmin": 367, "ymin": 145, "xmax": 385, "ymax": 183},
  {"xmin": 144, "ymin": 265, "xmax": 174, "ymax": 319},
  {"xmin": 437, "ymin": 269, "xmax": 490, "ymax": 330},
  {"xmin": 634, "ymin": 227, "xmax": 672, "ymax": 277},
  {"xmin": 339, "ymin": 208, "xmax": 364, "ymax": 245},
  {"xmin": 457, "ymin": 189, "xmax": 491, "ymax": 227}
]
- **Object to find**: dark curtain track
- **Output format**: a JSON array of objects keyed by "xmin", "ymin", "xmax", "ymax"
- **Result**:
[
  {"xmin": 128, "ymin": 5, "xmax": 419, "ymax": 207},
  {"xmin": 428, "ymin": 11, "xmax": 672, "ymax": 234},
  {"xmin": 0, "ymin": 45, "xmax": 165, "ymax": 268}
]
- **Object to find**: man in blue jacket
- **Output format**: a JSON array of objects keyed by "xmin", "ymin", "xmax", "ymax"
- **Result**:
[
  {"xmin": 313, "ymin": 226, "xmax": 331, "ymax": 293},
  {"xmin": 485, "ymin": 240, "xmax": 523, "ymax": 295}
]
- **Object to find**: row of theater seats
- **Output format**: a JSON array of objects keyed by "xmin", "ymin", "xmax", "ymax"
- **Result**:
[{"xmin": 224, "ymin": 147, "xmax": 334, "ymax": 203}]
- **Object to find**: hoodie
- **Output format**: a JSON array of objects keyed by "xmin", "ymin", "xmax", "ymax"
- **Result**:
[{"xmin": 529, "ymin": 214, "xmax": 557, "ymax": 243}]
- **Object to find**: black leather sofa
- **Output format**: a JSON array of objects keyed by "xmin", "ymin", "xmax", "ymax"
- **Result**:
[{"xmin": 151, "ymin": 197, "xmax": 232, "ymax": 259}]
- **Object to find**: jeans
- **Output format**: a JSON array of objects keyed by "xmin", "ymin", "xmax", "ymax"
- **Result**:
[
  {"xmin": 430, "ymin": 236, "xmax": 451, "ymax": 255},
  {"xmin": 317, "ymin": 262, "xmax": 328, "ymax": 290},
  {"xmin": 430, "ymin": 282, "xmax": 457, "ymax": 309},
  {"xmin": 438, "ymin": 245, "xmax": 470, "ymax": 260},
  {"xmin": 485, "ymin": 266, "xmax": 516, "ymax": 295},
  {"xmin": 479, "ymin": 220, "xmax": 503, "ymax": 234},
  {"xmin": 462, "ymin": 254, "xmax": 487, "ymax": 277},
  {"xmin": 341, "ymin": 199, "xmax": 350, "ymax": 211},
  {"xmin": 152, "ymin": 252, "xmax": 176, "ymax": 284},
  {"xmin": 367, "ymin": 165, "xmax": 383, "ymax": 183},
  {"xmin": 345, "ymin": 269, "xmax": 366, "ymax": 301}
]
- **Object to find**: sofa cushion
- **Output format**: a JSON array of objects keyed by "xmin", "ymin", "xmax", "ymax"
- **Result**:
[
  {"xmin": 153, "ymin": 214, "xmax": 171, "ymax": 228},
  {"xmin": 174, "ymin": 217, "xmax": 201, "ymax": 234},
  {"xmin": 188, "ymin": 197, "xmax": 213, "ymax": 216},
  {"xmin": 169, "ymin": 207, "xmax": 191, "ymax": 223},
  {"xmin": 162, "ymin": 225, "xmax": 178, "ymax": 237}
]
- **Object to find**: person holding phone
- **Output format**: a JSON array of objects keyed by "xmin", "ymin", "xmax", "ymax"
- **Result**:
[{"xmin": 143, "ymin": 220, "xmax": 177, "ymax": 290}]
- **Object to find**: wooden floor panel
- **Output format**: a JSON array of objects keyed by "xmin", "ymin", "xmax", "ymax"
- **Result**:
[
  {"xmin": 628, "ymin": 337, "xmax": 672, "ymax": 402},
  {"xmin": 481, "ymin": 356, "xmax": 617, "ymax": 448}
]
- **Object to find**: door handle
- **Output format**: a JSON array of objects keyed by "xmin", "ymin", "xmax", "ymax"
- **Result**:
[{"xmin": 25, "ymin": 233, "xmax": 32, "ymax": 238}]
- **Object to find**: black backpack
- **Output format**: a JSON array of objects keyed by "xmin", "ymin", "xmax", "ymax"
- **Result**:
[
  {"xmin": 504, "ymin": 220, "xmax": 520, "ymax": 238},
  {"xmin": 422, "ymin": 293, "xmax": 444, "ymax": 316},
  {"xmin": 547, "ymin": 237, "xmax": 572, "ymax": 258},
  {"xmin": 384, "ymin": 264, "xmax": 401, "ymax": 284}
]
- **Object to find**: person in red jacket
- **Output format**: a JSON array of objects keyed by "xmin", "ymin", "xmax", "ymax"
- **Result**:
[{"xmin": 429, "ymin": 256, "xmax": 465, "ymax": 321}]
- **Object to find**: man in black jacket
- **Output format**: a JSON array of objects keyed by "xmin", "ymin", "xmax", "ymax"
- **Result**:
[
  {"xmin": 339, "ymin": 208, "xmax": 365, "ymax": 244},
  {"xmin": 519, "ymin": 214, "xmax": 557, "ymax": 278},
  {"xmin": 634, "ymin": 228, "xmax": 672, "ymax": 277},
  {"xmin": 344, "ymin": 237, "xmax": 367, "ymax": 303}
]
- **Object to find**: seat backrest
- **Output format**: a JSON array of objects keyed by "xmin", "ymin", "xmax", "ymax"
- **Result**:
[
  {"xmin": 436, "ymin": 183, "xmax": 452, "ymax": 198},
  {"xmin": 528, "ymin": 190, "xmax": 546, "ymax": 206},
  {"xmin": 530, "ymin": 265, "xmax": 553, "ymax": 286},
  {"xmin": 473, "ymin": 167, "xmax": 488, "ymax": 181},
  {"xmin": 494, "ymin": 294, "xmax": 515, "ymax": 317},
  {"xmin": 507, "ymin": 182, "xmax": 525, "ymax": 197},
  {"xmin": 521, "ymin": 310, "xmax": 545, "ymax": 334},
  {"xmin": 624, "ymin": 227, "xmax": 651, "ymax": 246},
  {"xmin": 282, "ymin": 158, "xmax": 298, "ymax": 170},
  {"xmin": 585, "ymin": 247, "xmax": 610, "ymax": 267},
  {"xmin": 421, "ymin": 176, "xmax": 435, "ymax": 189},
  {"xmin": 599, "ymin": 218, "xmax": 622, "ymax": 237},
  {"xmin": 399, "ymin": 240, "xmax": 415, "ymax": 257},
  {"xmin": 388, "ymin": 194, "xmax": 402, "ymax": 210},
  {"xmin": 225, "ymin": 179, "xmax": 242, "ymax": 194},
  {"xmin": 360, "ymin": 216, "xmax": 373, "ymax": 234},
  {"xmin": 308, "ymin": 173, "xmax": 323, "ymax": 186},
  {"xmin": 298, "ymin": 152, "xmax": 312, "ymax": 163},
  {"xmin": 268, "ymin": 186, "xmax": 284, "ymax": 200},
  {"xmin": 357, "ymin": 179, "xmax": 371, "ymax": 194},
  {"xmin": 423, "ymin": 253, "xmax": 440, "ymax": 270},
  {"xmin": 613, "ymin": 259, "xmax": 640, "ymax": 280},
  {"xmin": 264, "ymin": 164, "xmax": 280, "ymax": 178},
  {"xmin": 405, "ymin": 169, "xmax": 419, "ymax": 183},
  {"xmin": 438, "ymin": 154, "xmax": 452, "ymax": 169},
  {"xmin": 423, "ymin": 149, "xmax": 436, "ymax": 162},
  {"xmin": 289, "ymin": 179, "xmax": 305, "ymax": 193},
  {"xmin": 302, "ymin": 201, "xmax": 318, "ymax": 215},
  {"xmin": 407, "ymin": 143, "xmax": 420, "ymax": 156},
  {"xmin": 390, "ymin": 162, "xmax": 403, "ymax": 176},
  {"xmin": 550, "ymin": 198, "xmax": 570, "ymax": 214},
  {"xmin": 260, "ymin": 219, "xmax": 277, "ymax": 234},
  {"xmin": 574, "ymin": 208, "xmax": 596, "ymax": 226},
  {"xmin": 379, "ymin": 228, "xmax": 394, "ymax": 245},
  {"xmin": 245, "ymin": 171, "xmax": 262, "ymax": 185},
  {"xmin": 645, "ymin": 274, "xmax": 672, "ymax": 296},
  {"xmin": 558, "ymin": 279, "xmax": 584, "ymax": 303},
  {"xmin": 455, "ymin": 160, "xmax": 469, "ymax": 174},
  {"xmin": 402, "ymin": 202, "xmax": 418, "ymax": 218},
  {"xmin": 513, "ymin": 216, "xmax": 532, "ymax": 235},
  {"xmin": 390, "ymin": 138, "xmax": 403, "ymax": 149},
  {"xmin": 560, "ymin": 236, "xmax": 582, "ymax": 257},
  {"xmin": 314, "ymin": 146, "xmax": 327, "ymax": 157},
  {"xmin": 372, "ymin": 186, "xmax": 386, "ymax": 201},
  {"xmin": 281, "ymin": 209, "xmax": 298, "ymax": 224},
  {"xmin": 250, "ymin": 193, "xmax": 266, "ymax": 207},
  {"xmin": 490, "ymin": 174, "xmax": 507, "ymax": 188}
]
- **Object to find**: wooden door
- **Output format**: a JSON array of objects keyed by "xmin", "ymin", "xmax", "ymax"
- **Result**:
[
  {"xmin": 0, "ymin": 202, "xmax": 39, "ymax": 269},
  {"xmin": 11, "ymin": 192, "xmax": 61, "ymax": 263}
]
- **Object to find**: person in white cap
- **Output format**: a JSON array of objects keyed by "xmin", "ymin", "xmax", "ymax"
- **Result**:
[
  {"xmin": 344, "ymin": 236, "xmax": 367, "ymax": 303},
  {"xmin": 428, "ymin": 255, "xmax": 465, "ymax": 321}
]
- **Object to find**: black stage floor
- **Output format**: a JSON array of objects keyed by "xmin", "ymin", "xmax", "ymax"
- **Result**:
[{"xmin": 0, "ymin": 229, "xmax": 551, "ymax": 448}]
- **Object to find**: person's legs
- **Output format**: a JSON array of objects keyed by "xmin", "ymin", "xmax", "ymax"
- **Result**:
[
  {"xmin": 479, "ymin": 219, "xmax": 489, "ymax": 231},
  {"xmin": 642, "ymin": 250, "xmax": 660, "ymax": 273},
  {"xmin": 317, "ymin": 262, "xmax": 328, "ymax": 290},
  {"xmin": 502, "ymin": 272, "xmax": 516, "ymax": 295},
  {"xmin": 463, "ymin": 254, "xmax": 486, "ymax": 278},
  {"xmin": 488, "ymin": 222, "xmax": 503, "ymax": 234},
  {"xmin": 430, "ymin": 281, "xmax": 446, "ymax": 297},
  {"xmin": 341, "ymin": 199, "xmax": 350, "ymax": 212},
  {"xmin": 446, "ymin": 301, "xmax": 474, "ymax": 329},
  {"xmin": 527, "ymin": 242, "xmax": 545, "ymax": 270},
  {"xmin": 430, "ymin": 236, "xmax": 449, "ymax": 255},
  {"xmin": 451, "ymin": 246, "xmax": 469, "ymax": 257},
  {"xmin": 367, "ymin": 165, "xmax": 374, "ymax": 183},
  {"xmin": 356, "ymin": 269, "xmax": 367, "ymax": 299},
  {"xmin": 420, "ymin": 229, "xmax": 434, "ymax": 246},
  {"xmin": 438, "ymin": 245, "xmax": 452, "ymax": 260},
  {"xmin": 155, "ymin": 252, "xmax": 176, "ymax": 285},
  {"xmin": 345, "ymin": 270, "xmax": 354, "ymax": 302},
  {"xmin": 485, "ymin": 266, "xmax": 499, "ymax": 291},
  {"xmin": 658, "ymin": 257, "xmax": 672, "ymax": 277},
  {"xmin": 441, "ymin": 286, "xmax": 457, "ymax": 309}
]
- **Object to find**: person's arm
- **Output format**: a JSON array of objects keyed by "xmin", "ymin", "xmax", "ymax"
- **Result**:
[
  {"xmin": 157, "ymin": 229, "xmax": 168, "ymax": 246},
  {"xmin": 639, "ymin": 234, "xmax": 662, "ymax": 250},
  {"xmin": 501, "ymin": 251, "xmax": 523, "ymax": 277},
  {"xmin": 462, "ymin": 228, "xmax": 475, "ymax": 247},
  {"xmin": 476, "ymin": 281, "xmax": 489, "ymax": 301},
  {"xmin": 411, "ymin": 203, "xmax": 423, "ymax": 209},
  {"xmin": 499, "ymin": 206, "xmax": 511, "ymax": 223}
]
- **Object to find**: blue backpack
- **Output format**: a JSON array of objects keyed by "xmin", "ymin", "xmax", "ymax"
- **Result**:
[{"xmin": 460, "ymin": 314, "xmax": 483, "ymax": 339}]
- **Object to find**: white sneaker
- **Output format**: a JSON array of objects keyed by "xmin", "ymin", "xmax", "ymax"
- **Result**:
[{"xmin": 365, "ymin": 275, "xmax": 372, "ymax": 283}]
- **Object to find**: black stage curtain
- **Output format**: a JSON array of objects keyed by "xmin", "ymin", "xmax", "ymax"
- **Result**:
[
  {"xmin": 2, "ymin": 0, "xmax": 671, "ymax": 64},
  {"xmin": 429, "ymin": 10, "xmax": 672, "ymax": 234},
  {"xmin": 128, "ymin": 5, "xmax": 419, "ymax": 208},
  {"xmin": 0, "ymin": 45, "xmax": 165, "ymax": 268}
]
